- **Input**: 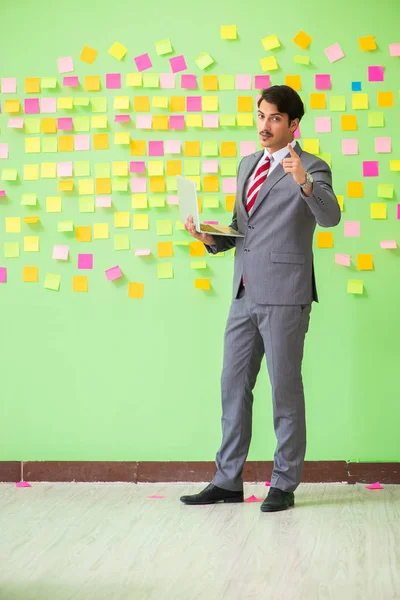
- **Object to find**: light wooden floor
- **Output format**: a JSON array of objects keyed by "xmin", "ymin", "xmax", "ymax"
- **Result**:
[{"xmin": 0, "ymin": 482, "xmax": 399, "ymax": 600}]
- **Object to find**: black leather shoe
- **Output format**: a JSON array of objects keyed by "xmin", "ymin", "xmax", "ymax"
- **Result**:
[
  {"xmin": 260, "ymin": 487, "xmax": 295, "ymax": 512},
  {"xmin": 180, "ymin": 483, "xmax": 244, "ymax": 505}
]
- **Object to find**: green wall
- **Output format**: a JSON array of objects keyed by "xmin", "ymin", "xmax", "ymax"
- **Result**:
[{"xmin": 0, "ymin": 0, "xmax": 399, "ymax": 462}]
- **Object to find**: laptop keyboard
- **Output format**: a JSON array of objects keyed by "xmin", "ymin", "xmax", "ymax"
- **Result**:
[{"xmin": 200, "ymin": 224, "xmax": 219, "ymax": 232}]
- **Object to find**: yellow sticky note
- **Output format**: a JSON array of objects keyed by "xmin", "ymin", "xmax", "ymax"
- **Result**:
[
  {"xmin": 337, "ymin": 195, "xmax": 344, "ymax": 211},
  {"xmin": 46, "ymin": 196, "xmax": 62, "ymax": 212},
  {"xmin": 79, "ymin": 179, "xmax": 94, "ymax": 195},
  {"xmin": 294, "ymin": 55, "xmax": 310, "ymax": 65},
  {"xmin": 260, "ymin": 56, "xmax": 278, "ymax": 71},
  {"xmin": 80, "ymin": 45, "xmax": 98, "ymax": 64},
  {"xmin": 390, "ymin": 160, "xmax": 400, "ymax": 172},
  {"xmin": 126, "ymin": 73, "xmax": 142, "ymax": 87},
  {"xmin": 58, "ymin": 220, "xmax": 74, "ymax": 232},
  {"xmin": 157, "ymin": 242, "xmax": 174, "ymax": 258},
  {"xmin": 108, "ymin": 41, "xmax": 128, "ymax": 60},
  {"xmin": 5, "ymin": 99, "xmax": 21, "ymax": 113},
  {"xmin": 285, "ymin": 75, "xmax": 301, "ymax": 91},
  {"xmin": 186, "ymin": 114, "xmax": 202, "ymax": 127},
  {"xmin": 347, "ymin": 182, "xmax": 364, "ymax": 197},
  {"xmin": 23, "ymin": 165, "xmax": 39, "ymax": 180},
  {"xmin": 79, "ymin": 197, "xmax": 95, "ymax": 213},
  {"xmin": 24, "ymin": 216, "xmax": 39, "ymax": 224},
  {"xmin": 170, "ymin": 96, "xmax": 186, "ymax": 111},
  {"xmin": 44, "ymin": 273, "xmax": 61, "ymax": 291},
  {"xmin": 310, "ymin": 93, "xmax": 326, "ymax": 109},
  {"xmin": 24, "ymin": 236, "xmax": 39, "ymax": 252},
  {"xmin": 58, "ymin": 136, "xmax": 74, "ymax": 152},
  {"xmin": 25, "ymin": 78, "xmax": 40, "ymax": 93},
  {"xmin": 2, "ymin": 168, "xmax": 18, "ymax": 180},
  {"xmin": 157, "ymin": 263, "xmax": 173, "ymax": 279},
  {"xmin": 370, "ymin": 203, "xmax": 386, "ymax": 219},
  {"xmin": 190, "ymin": 241, "xmax": 206, "ymax": 257},
  {"xmin": 58, "ymin": 180, "xmax": 74, "ymax": 192},
  {"xmin": 148, "ymin": 161, "xmax": 164, "ymax": 176},
  {"xmin": 132, "ymin": 194, "xmax": 148, "ymax": 209},
  {"xmin": 76, "ymin": 226, "xmax": 92, "ymax": 242},
  {"xmin": 152, "ymin": 96, "xmax": 169, "ymax": 108},
  {"xmin": 114, "ymin": 234, "xmax": 130, "ymax": 250},
  {"xmin": 84, "ymin": 76, "xmax": 101, "ymax": 92},
  {"xmin": 202, "ymin": 75, "xmax": 219, "ymax": 91},
  {"xmin": 113, "ymin": 96, "xmax": 130, "ymax": 110},
  {"xmin": 195, "ymin": 278, "xmax": 211, "ymax": 290},
  {"xmin": 4, "ymin": 242, "xmax": 19, "ymax": 258},
  {"xmin": 166, "ymin": 160, "xmax": 182, "ymax": 176},
  {"xmin": 128, "ymin": 282, "xmax": 145, "ymax": 298},
  {"xmin": 237, "ymin": 96, "xmax": 253, "ymax": 112},
  {"xmin": 358, "ymin": 36, "xmax": 376, "ymax": 51},
  {"xmin": 303, "ymin": 139, "xmax": 320, "ymax": 154},
  {"xmin": 114, "ymin": 132, "xmax": 130, "ymax": 145},
  {"xmin": 357, "ymin": 254, "xmax": 373, "ymax": 270},
  {"xmin": 191, "ymin": 260, "xmax": 207, "ymax": 269},
  {"xmin": 23, "ymin": 266, "xmax": 39, "ymax": 282},
  {"xmin": 221, "ymin": 25, "xmax": 237, "ymax": 39},
  {"xmin": 347, "ymin": 279, "xmax": 363, "ymax": 295},
  {"xmin": 112, "ymin": 162, "xmax": 128, "ymax": 177},
  {"xmin": 262, "ymin": 35, "xmax": 280, "ymax": 51},
  {"xmin": 237, "ymin": 114, "xmax": 253, "ymax": 126},
  {"xmin": 115, "ymin": 212, "xmax": 130, "ymax": 228},
  {"xmin": 352, "ymin": 93, "xmax": 369, "ymax": 110},
  {"xmin": 330, "ymin": 96, "xmax": 346, "ymax": 111},
  {"xmin": 6, "ymin": 217, "xmax": 21, "ymax": 233},
  {"xmin": 152, "ymin": 115, "xmax": 169, "ymax": 130},
  {"xmin": 94, "ymin": 223, "xmax": 109, "ymax": 239},
  {"xmin": 368, "ymin": 112, "xmax": 384, "ymax": 127},
  {"xmin": 150, "ymin": 176, "xmax": 166, "ymax": 192},
  {"xmin": 133, "ymin": 214, "xmax": 149, "ymax": 230},
  {"xmin": 91, "ymin": 115, "xmax": 108, "ymax": 128},
  {"xmin": 25, "ymin": 138, "xmax": 41, "ymax": 153},
  {"xmin": 134, "ymin": 96, "xmax": 150, "ymax": 112},
  {"xmin": 202, "ymin": 96, "xmax": 218, "ymax": 111},
  {"xmin": 41, "ymin": 118, "xmax": 57, "ymax": 133},
  {"xmin": 203, "ymin": 176, "xmax": 219, "ymax": 192},
  {"xmin": 317, "ymin": 232, "xmax": 333, "ymax": 248},
  {"xmin": 73, "ymin": 276, "xmax": 88, "ymax": 292},
  {"xmin": 94, "ymin": 134, "xmax": 109, "ymax": 150},
  {"xmin": 341, "ymin": 115, "xmax": 358, "ymax": 131},
  {"xmin": 184, "ymin": 141, "xmax": 201, "ymax": 157},
  {"xmin": 41, "ymin": 163, "xmax": 57, "ymax": 178},
  {"xmin": 57, "ymin": 97, "xmax": 73, "ymax": 109},
  {"xmin": 293, "ymin": 30, "xmax": 312, "ymax": 50}
]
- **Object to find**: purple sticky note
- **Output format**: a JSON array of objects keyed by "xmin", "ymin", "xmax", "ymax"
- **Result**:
[
  {"xmin": 57, "ymin": 117, "xmax": 73, "ymax": 131},
  {"xmin": 223, "ymin": 178, "xmax": 237, "ymax": 193},
  {"xmin": 105, "ymin": 266, "xmax": 122, "ymax": 281},
  {"xmin": 149, "ymin": 141, "xmax": 164, "ymax": 156},
  {"xmin": 240, "ymin": 141, "xmax": 257, "ymax": 156},
  {"xmin": 170, "ymin": 54, "xmax": 187, "ymax": 73},
  {"xmin": 344, "ymin": 221, "xmax": 360, "ymax": 237},
  {"xmin": 375, "ymin": 137, "xmax": 391, "ymax": 153},
  {"xmin": 368, "ymin": 66, "xmax": 384, "ymax": 82},
  {"xmin": 57, "ymin": 162, "xmax": 73, "ymax": 177},
  {"xmin": 2, "ymin": 78, "xmax": 17, "ymax": 93},
  {"xmin": 16, "ymin": 481, "xmax": 31, "ymax": 488},
  {"xmin": 96, "ymin": 195, "xmax": 112, "ymax": 208},
  {"xmin": 169, "ymin": 115, "xmax": 185, "ymax": 129},
  {"xmin": 202, "ymin": 160, "xmax": 219, "ymax": 173},
  {"xmin": 315, "ymin": 74, "xmax": 331, "ymax": 90},
  {"xmin": 342, "ymin": 139, "xmax": 358, "ymax": 155},
  {"xmin": 24, "ymin": 98, "xmax": 40, "ymax": 114},
  {"xmin": 324, "ymin": 42, "xmax": 345, "ymax": 63},
  {"xmin": 236, "ymin": 74, "xmax": 252, "ymax": 90},
  {"xmin": 114, "ymin": 114, "xmax": 130, "ymax": 123},
  {"xmin": 130, "ymin": 161, "xmax": 145, "ymax": 173},
  {"xmin": 63, "ymin": 76, "xmax": 79, "ymax": 87},
  {"xmin": 203, "ymin": 114, "xmax": 218, "ymax": 128},
  {"xmin": 160, "ymin": 73, "xmax": 175, "ymax": 89},
  {"xmin": 74, "ymin": 135, "xmax": 90, "ymax": 151},
  {"xmin": 131, "ymin": 177, "xmax": 147, "ymax": 192},
  {"xmin": 389, "ymin": 43, "xmax": 400, "ymax": 57},
  {"xmin": 335, "ymin": 254, "xmax": 351, "ymax": 266},
  {"xmin": 78, "ymin": 253, "xmax": 93, "ymax": 269},
  {"xmin": 58, "ymin": 56, "xmax": 74, "ymax": 74},
  {"xmin": 106, "ymin": 73, "xmax": 121, "ymax": 89},
  {"xmin": 165, "ymin": 140, "xmax": 181, "ymax": 154},
  {"xmin": 0, "ymin": 267, "xmax": 7, "ymax": 282},
  {"xmin": 254, "ymin": 75, "xmax": 270, "ymax": 89},
  {"xmin": 41, "ymin": 98, "xmax": 57, "ymax": 113},
  {"xmin": 134, "ymin": 53, "xmax": 152, "ymax": 72},
  {"xmin": 8, "ymin": 118, "xmax": 24, "ymax": 128},
  {"xmin": 52, "ymin": 245, "xmax": 69, "ymax": 260},
  {"xmin": 363, "ymin": 161, "xmax": 379, "ymax": 177},
  {"xmin": 0, "ymin": 143, "xmax": 9, "ymax": 159},
  {"xmin": 181, "ymin": 74, "xmax": 197, "ymax": 89},
  {"xmin": 186, "ymin": 96, "xmax": 202, "ymax": 112}
]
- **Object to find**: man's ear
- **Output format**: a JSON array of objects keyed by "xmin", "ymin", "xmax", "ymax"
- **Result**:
[{"xmin": 290, "ymin": 118, "xmax": 299, "ymax": 132}]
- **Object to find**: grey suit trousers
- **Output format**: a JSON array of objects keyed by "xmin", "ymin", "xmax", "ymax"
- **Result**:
[{"xmin": 212, "ymin": 287, "xmax": 312, "ymax": 494}]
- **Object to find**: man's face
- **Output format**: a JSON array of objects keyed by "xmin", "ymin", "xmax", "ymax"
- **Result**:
[{"xmin": 256, "ymin": 100, "xmax": 299, "ymax": 153}]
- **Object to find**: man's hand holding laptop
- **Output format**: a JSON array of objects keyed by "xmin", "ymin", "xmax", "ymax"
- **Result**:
[{"xmin": 184, "ymin": 215, "xmax": 216, "ymax": 246}]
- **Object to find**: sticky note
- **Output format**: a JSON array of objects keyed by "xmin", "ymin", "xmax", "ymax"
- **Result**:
[
  {"xmin": 21, "ymin": 193, "xmax": 37, "ymax": 206},
  {"xmin": 58, "ymin": 56, "xmax": 74, "ymax": 73},
  {"xmin": 134, "ymin": 53, "xmax": 152, "ymax": 71},
  {"xmin": 293, "ymin": 30, "xmax": 312, "ymax": 50},
  {"xmin": 23, "ymin": 266, "xmax": 39, "ymax": 282},
  {"xmin": 315, "ymin": 74, "xmax": 331, "ymax": 90},
  {"xmin": 169, "ymin": 55, "xmax": 187, "ymax": 73},
  {"xmin": 93, "ymin": 223, "xmax": 109, "ymax": 239},
  {"xmin": 389, "ymin": 43, "xmax": 400, "ymax": 57},
  {"xmin": 347, "ymin": 279, "xmax": 363, "ymax": 295},
  {"xmin": 157, "ymin": 242, "xmax": 173, "ymax": 258},
  {"xmin": 156, "ymin": 220, "xmax": 173, "ymax": 235},
  {"xmin": 6, "ymin": 217, "xmax": 21, "ymax": 233},
  {"xmin": 108, "ymin": 41, "xmax": 128, "ymax": 60},
  {"xmin": 368, "ymin": 66, "xmax": 384, "ymax": 82},
  {"xmin": 352, "ymin": 93, "xmax": 369, "ymax": 110},
  {"xmin": 191, "ymin": 260, "xmax": 207, "ymax": 269},
  {"xmin": 155, "ymin": 38, "xmax": 173, "ymax": 56},
  {"xmin": 44, "ymin": 273, "xmax": 61, "ymax": 291},
  {"xmin": 80, "ymin": 46, "xmax": 98, "ymax": 64},
  {"xmin": 317, "ymin": 232, "xmax": 333, "ymax": 248},
  {"xmin": 52, "ymin": 245, "xmax": 69, "ymax": 260},
  {"xmin": 378, "ymin": 92, "xmax": 394, "ymax": 108},
  {"xmin": 375, "ymin": 137, "xmax": 391, "ymax": 153},
  {"xmin": 1, "ymin": 78, "xmax": 17, "ymax": 93},
  {"xmin": 377, "ymin": 184, "xmax": 394, "ymax": 199},
  {"xmin": 190, "ymin": 241, "xmax": 206, "ymax": 257},
  {"xmin": 341, "ymin": 115, "xmax": 357, "ymax": 131},
  {"xmin": 347, "ymin": 182, "xmax": 363, "ymax": 197},
  {"xmin": 310, "ymin": 93, "xmax": 326, "ymax": 109},
  {"xmin": 76, "ymin": 226, "xmax": 92, "ymax": 242},
  {"xmin": 344, "ymin": 221, "xmax": 360, "ymax": 237},
  {"xmin": 46, "ymin": 196, "xmax": 62, "ymax": 212},
  {"xmin": 221, "ymin": 25, "xmax": 237, "ymax": 39},
  {"xmin": 324, "ymin": 43, "xmax": 345, "ymax": 63},
  {"xmin": 128, "ymin": 282, "xmax": 144, "ymax": 298},
  {"xmin": 390, "ymin": 160, "xmax": 400, "ymax": 171},
  {"xmin": 368, "ymin": 112, "xmax": 384, "ymax": 127},
  {"xmin": 133, "ymin": 214, "xmax": 149, "ymax": 230},
  {"xmin": 363, "ymin": 161, "xmax": 379, "ymax": 177},
  {"xmin": 342, "ymin": 139, "xmax": 358, "ymax": 155},
  {"xmin": 303, "ymin": 139, "xmax": 319, "ymax": 154},
  {"xmin": 260, "ymin": 56, "xmax": 278, "ymax": 71},
  {"xmin": 58, "ymin": 220, "xmax": 73, "ymax": 232},
  {"xmin": 106, "ymin": 73, "xmax": 121, "ymax": 89},
  {"xmin": 315, "ymin": 117, "xmax": 331, "ymax": 133},
  {"xmin": 357, "ymin": 254, "xmax": 373, "ymax": 270},
  {"xmin": 380, "ymin": 240, "xmax": 397, "ymax": 249},
  {"xmin": 195, "ymin": 53, "xmax": 214, "ymax": 70},
  {"xmin": 194, "ymin": 278, "xmax": 211, "ymax": 290},
  {"xmin": 358, "ymin": 36, "xmax": 376, "ymax": 51},
  {"xmin": 335, "ymin": 254, "xmax": 351, "ymax": 266},
  {"xmin": 370, "ymin": 203, "xmax": 386, "ymax": 219},
  {"xmin": 2, "ymin": 168, "xmax": 18, "ymax": 181},
  {"xmin": 72, "ymin": 276, "xmax": 88, "ymax": 292},
  {"xmin": 157, "ymin": 263, "xmax": 173, "ymax": 279},
  {"xmin": 135, "ymin": 249, "xmax": 151, "ymax": 256}
]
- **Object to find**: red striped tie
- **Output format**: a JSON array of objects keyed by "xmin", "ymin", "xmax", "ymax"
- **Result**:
[{"xmin": 245, "ymin": 156, "xmax": 271, "ymax": 214}]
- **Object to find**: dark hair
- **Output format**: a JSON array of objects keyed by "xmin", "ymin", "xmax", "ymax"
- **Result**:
[{"xmin": 257, "ymin": 85, "xmax": 305, "ymax": 123}]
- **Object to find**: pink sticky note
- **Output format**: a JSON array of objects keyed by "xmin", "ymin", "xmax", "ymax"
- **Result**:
[
  {"xmin": 368, "ymin": 66, "xmax": 384, "ymax": 82},
  {"xmin": 315, "ymin": 74, "xmax": 331, "ymax": 90},
  {"xmin": 167, "ymin": 195, "xmax": 179, "ymax": 205},
  {"xmin": 52, "ymin": 245, "xmax": 69, "ymax": 260},
  {"xmin": 115, "ymin": 114, "xmax": 130, "ymax": 123},
  {"xmin": 131, "ymin": 177, "xmax": 147, "ymax": 192},
  {"xmin": 342, "ymin": 139, "xmax": 358, "ymax": 155},
  {"xmin": 169, "ymin": 115, "xmax": 185, "ymax": 129},
  {"xmin": 203, "ymin": 114, "xmax": 218, "ymax": 128},
  {"xmin": 16, "ymin": 481, "xmax": 31, "ymax": 488},
  {"xmin": 149, "ymin": 141, "xmax": 164, "ymax": 156},
  {"xmin": 202, "ymin": 160, "xmax": 219, "ymax": 173},
  {"xmin": 135, "ymin": 249, "xmax": 151, "ymax": 256},
  {"xmin": 2, "ymin": 77, "xmax": 16, "ymax": 93},
  {"xmin": 105, "ymin": 266, "xmax": 122, "ymax": 281},
  {"xmin": 240, "ymin": 141, "xmax": 257, "ymax": 156},
  {"xmin": 223, "ymin": 178, "xmax": 237, "ymax": 193},
  {"xmin": 74, "ymin": 135, "xmax": 90, "ymax": 151},
  {"xmin": 0, "ymin": 267, "xmax": 7, "ymax": 283},
  {"xmin": 264, "ymin": 481, "xmax": 271, "ymax": 487},
  {"xmin": 130, "ymin": 161, "xmax": 145, "ymax": 173},
  {"xmin": 24, "ymin": 98, "xmax": 40, "ymax": 114},
  {"xmin": 57, "ymin": 162, "xmax": 73, "ymax": 177},
  {"xmin": 136, "ymin": 115, "xmax": 152, "ymax": 129},
  {"xmin": 63, "ymin": 76, "xmax": 79, "ymax": 87},
  {"xmin": 41, "ymin": 97, "xmax": 57, "ymax": 113},
  {"xmin": 58, "ymin": 56, "xmax": 74, "ymax": 73},
  {"xmin": 106, "ymin": 73, "xmax": 121, "ymax": 89},
  {"xmin": 0, "ymin": 143, "xmax": 9, "ymax": 159},
  {"xmin": 389, "ymin": 43, "xmax": 400, "ymax": 57},
  {"xmin": 160, "ymin": 73, "xmax": 175, "ymax": 88},
  {"xmin": 134, "ymin": 53, "xmax": 152, "ymax": 72},
  {"xmin": 236, "ymin": 74, "xmax": 252, "ymax": 90},
  {"xmin": 397, "ymin": 205, "xmax": 400, "ymax": 220},
  {"xmin": 170, "ymin": 55, "xmax": 187, "ymax": 73},
  {"xmin": 324, "ymin": 43, "xmax": 345, "ymax": 63},
  {"xmin": 380, "ymin": 240, "xmax": 397, "ymax": 249},
  {"xmin": 147, "ymin": 495, "xmax": 165, "ymax": 499},
  {"xmin": 96, "ymin": 195, "xmax": 112, "ymax": 208},
  {"xmin": 181, "ymin": 74, "xmax": 197, "ymax": 89},
  {"xmin": 363, "ymin": 161, "xmax": 379, "ymax": 177},
  {"xmin": 315, "ymin": 117, "xmax": 331, "ymax": 133},
  {"xmin": 57, "ymin": 117, "xmax": 73, "ymax": 131},
  {"xmin": 0, "ymin": 191, "xmax": 6, "ymax": 197},
  {"xmin": 375, "ymin": 137, "xmax": 391, "ymax": 153},
  {"xmin": 8, "ymin": 118, "xmax": 24, "ymax": 128},
  {"xmin": 244, "ymin": 495, "xmax": 264, "ymax": 503},
  {"xmin": 294, "ymin": 125, "xmax": 301, "ymax": 139},
  {"xmin": 365, "ymin": 481, "xmax": 383, "ymax": 490},
  {"xmin": 344, "ymin": 221, "xmax": 360, "ymax": 237},
  {"xmin": 186, "ymin": 96, "xmax": 202, "ymax": 112},
  {"xmin": 254, "ymin": 75, "xmax": 270, "ymax": 89},
  {"xmin": 165, "ymin": 140, "xmax": 181, "ymax": 154},
  {"xmin": 335, "ymin": 253, "xmax": 351, "ymax": 266},
  {"xmin": 78, "ymin": 253, "xmax": 93, "ymax": 269}
]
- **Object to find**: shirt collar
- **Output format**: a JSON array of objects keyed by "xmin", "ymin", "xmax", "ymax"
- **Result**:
[{"xmin": 263, "ymin": 139, "xmax": 297, "ymax": 163}]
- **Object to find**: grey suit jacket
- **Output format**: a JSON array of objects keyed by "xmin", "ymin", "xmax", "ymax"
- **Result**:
[{"xmin": 206, "ymin": 142, "xmax": 341, "ymax": 305}]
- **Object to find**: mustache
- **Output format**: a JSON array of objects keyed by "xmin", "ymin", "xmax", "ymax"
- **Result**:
[{"xmin": 260, "ymin": 132, "xmax": 272, "ymax": 136}]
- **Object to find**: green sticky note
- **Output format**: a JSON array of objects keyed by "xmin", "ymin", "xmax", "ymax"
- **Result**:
[
  {"xmin": 58, "ymin": 220, "xmax": 74, "ymax": 232},
  {"xmin": 202, "ymin": 141, "xmax": 219, "ymax": 156},
  {"xmin": 195, "ymin": 52, "xmax": 214, "ymax": 70},
  {"xmin": 73, "ymin": 117, "xmax": 90, "ymax": 132},
  {"xmin": 219, "ymin": 114, "xmax": 236, "ymax": 126},
  {"xmin": 149, "ymin": 195, "xmax": 166, "ymax": 208},
  {"xmin": 157, "ymin": 262, "xmax": 173, "ymax": 279},
  {"xmin": 74, "ymin": 161, "xmax": 90, "ymax": 177},
  {"xmin": 1, "ymin": 169, "xmax": 18, "ymax": 181},
  {"xmin": 112, "ymin": 178, "xmax": 128, "ymax": 192},
  {"xmin": 79, "ymin": 196, "xmax": 95, "ymax": 213},
  {"xmin": 294, "ymin": 55, "xmax": 310, "ymax": 65},
  {"xmin": 42, "ymin": 77, "xmax": 57, "ymax": 88},
  {"xmin": 114, "ymin": 234, "xmax": 130, "ymax": 250},
  {"xmin": 368, "ymin": 112, "xmax": 384, "ymax": 127},
  {"xmin": 220, "ymin": 161, "xmax": 237, "ymax": 176},
  {"xmin": 91, "ymin": 98, "xmax": 107, "ymax": 113},
  {"xmin": 184, "ymin": 160, "xmax": 200, "ymax": 175},
  {"xmin": 4, "ymin": 242, "xmax": 19, "ymax": 258},
  {"xmin": 203, "ymin": 196, "xmax": 219, "ymax": 208},
  {"xmin": 143, "ymin": 74, "xmax": 159, "ymax": 88},
  {"xmin": 329, "ymin": 96, "xmax": 346, "ymax": 111},
  {"xmin": 174, "ymin": 240, "xmax": 189, "ymax": 245},
  {"xmin": 166, "ymin": 177, "xmax": 178, "ymax": 192},
  {"xmin": 175, "ymin": 221, "xmax": 185, "ymax": 231},
  {"xmin": 155, "ymin": 38, "xmax": 173, "ymax": 55},
  {"xmin": 21, "ymin": 193, "xmax": 37, "ymax": 206},
  {"xmin": 190, "ymin": 260, "xmax": 207, "ymax": 269},
  {"xmin": 219, "ymin": 75, "xmax": 235, "ymax": 90},
  {"xmin": 156, "ymin": 220, "xmax": 173, "ymax": 235},
  {"xmin": 377, "ymin": 184, "xmax": 394, "ymax": 199},
  {"xmin": 44, "ymin": 273, "xmax": 61, "ymax": 291},
  {"xmin": 74, "ymin": 97, "xmax": 90, "ymax": 106},
  {"xmin": 95, "ymin": 163, "xmax": 111, "ymax": 178},
  {"xmin": 347, "ymin": 279, "xmax": 363, "ymax": 295},
  {"xmin": 42, "ymin": 138, "xmax": 58, "ymax": 153},
  {"xmin": 25, "ymin": 118, "xmax": 41, "ymax": 134}
]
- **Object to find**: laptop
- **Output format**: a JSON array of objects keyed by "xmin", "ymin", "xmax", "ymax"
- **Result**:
[{"xmin": 177, "ymin": 175, "xmax": 244, "ymax": 237}]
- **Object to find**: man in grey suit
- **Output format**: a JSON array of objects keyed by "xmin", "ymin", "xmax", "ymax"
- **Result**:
[{"xmin": 181, "ymin": 85, "xmax": 341, "ymax": 512}]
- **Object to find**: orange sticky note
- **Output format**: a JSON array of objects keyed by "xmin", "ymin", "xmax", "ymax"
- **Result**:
[
  {"xmin": 202, "ymin": 75, "xmax": 218, "ymax": 91},
  {"xmin": 221, "ymin": 142, "xmax": 237, "ymax": 157},
  {"xmin": 317, "ymin": 232, "xmax": 333, "ymax": 248},
  {"xmin": 225, "ymin": 195, "xmax": 235, "ymax": 211},
  {"xmin": 203, "ymin": 176, "xmax": 219, "ymax": 192},
  {"xmin": 23, "ymin": 266, "xmax": 39, "ymax": 282},
  {"xmin": 130, "ymin": 140, "xmax": 146, "ymax": 156},
  {"xmin": 377, "ymin": 91, "xmax": 394, "ymax": 108},
  {"xmin": 195, "ymin": 278, "xmax": 211, "ymax": 290},
  {"xmin": 25, "ymin": 78, "xmax": 40, "ymax": 93},
  {"xmin": 150, "ymin": 176, "xmax": 166, "ymax": 192},
  {"xmin": 76, "ymin": 226, "xmax": 92, "ymax": 242},
  {"xmin": 134, "ymin": 96, "xmax": 150, "ymax": 112},
  {"xmin": 310, "ymin": 93, "xmax": 326, "ymax": 109},
  {"xmin": 358, "ymin": 36, "xmax": 376, "ymax": 51},
  {"xmin": 128, "ymin": 282, "xmax": 144, "ymax": 298},
  {"xmin": 170, "ymin": 96, "xmax": 186, "ymax": 111},
  {"xmin": 237, "ymin": 96, "xmax": 253, "ymax": 112},
  {"xmin": 79, "ymin": 45, "xmax": 98, "ymax": 64},
  {"xmin": 84, "ymin": 76, "xmax": 101, "ymax": 91},
  {"xmin": 184, "ymin": 141, "xmax": 201, "ymax": 157},
  {"xmin": 93, "ymin": 134, "xmax": 109, "ymax": 150},
  {"xmin": 285, "ymin": 75, "xmax": 301, "ymax": 91},
  {"xmin": 152, "ymin": 116, "xmax": 169, "ymax": 129},
  {"xmin": 58, "ymin": 136, "xmax": 74, "ymax": 152},
  {"xmin": 41, "ymin": 118, "xmax": 57, "ymax": 133},
  {"xmin": 157, "ymin": 242, "xmax": 174, "ymax": 258},
  {"xmin": 341, "ymin": 115, "xmax": 358, "ymax": 131},
  {"xmin": 96, "ymin": 178, "xmax": 112, "ymax": 194},
  {"xmin": 58, "ymin": 180, "xmax": 74, "ymax": 192},
  {"xmin": 190, "ymin": 241, "xmax": 206, "ymax": 257},
  {"xmin": 357, "ymin": 254, "xmax": 373, "ymax": 270},
  {"xmin": 347, "ymin": 182, "xmax": 364, "ymax": 197},
  {"xmin": 293, "ymin": 30, "xmax": 312, "ymax": 50},
  {"xmin": 72, "ymin": 276, "xmax": 88, "ymax": 292},
  {"xmin": 166, "ymin": 160, "xmax": 182, "ymax": 176}
]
